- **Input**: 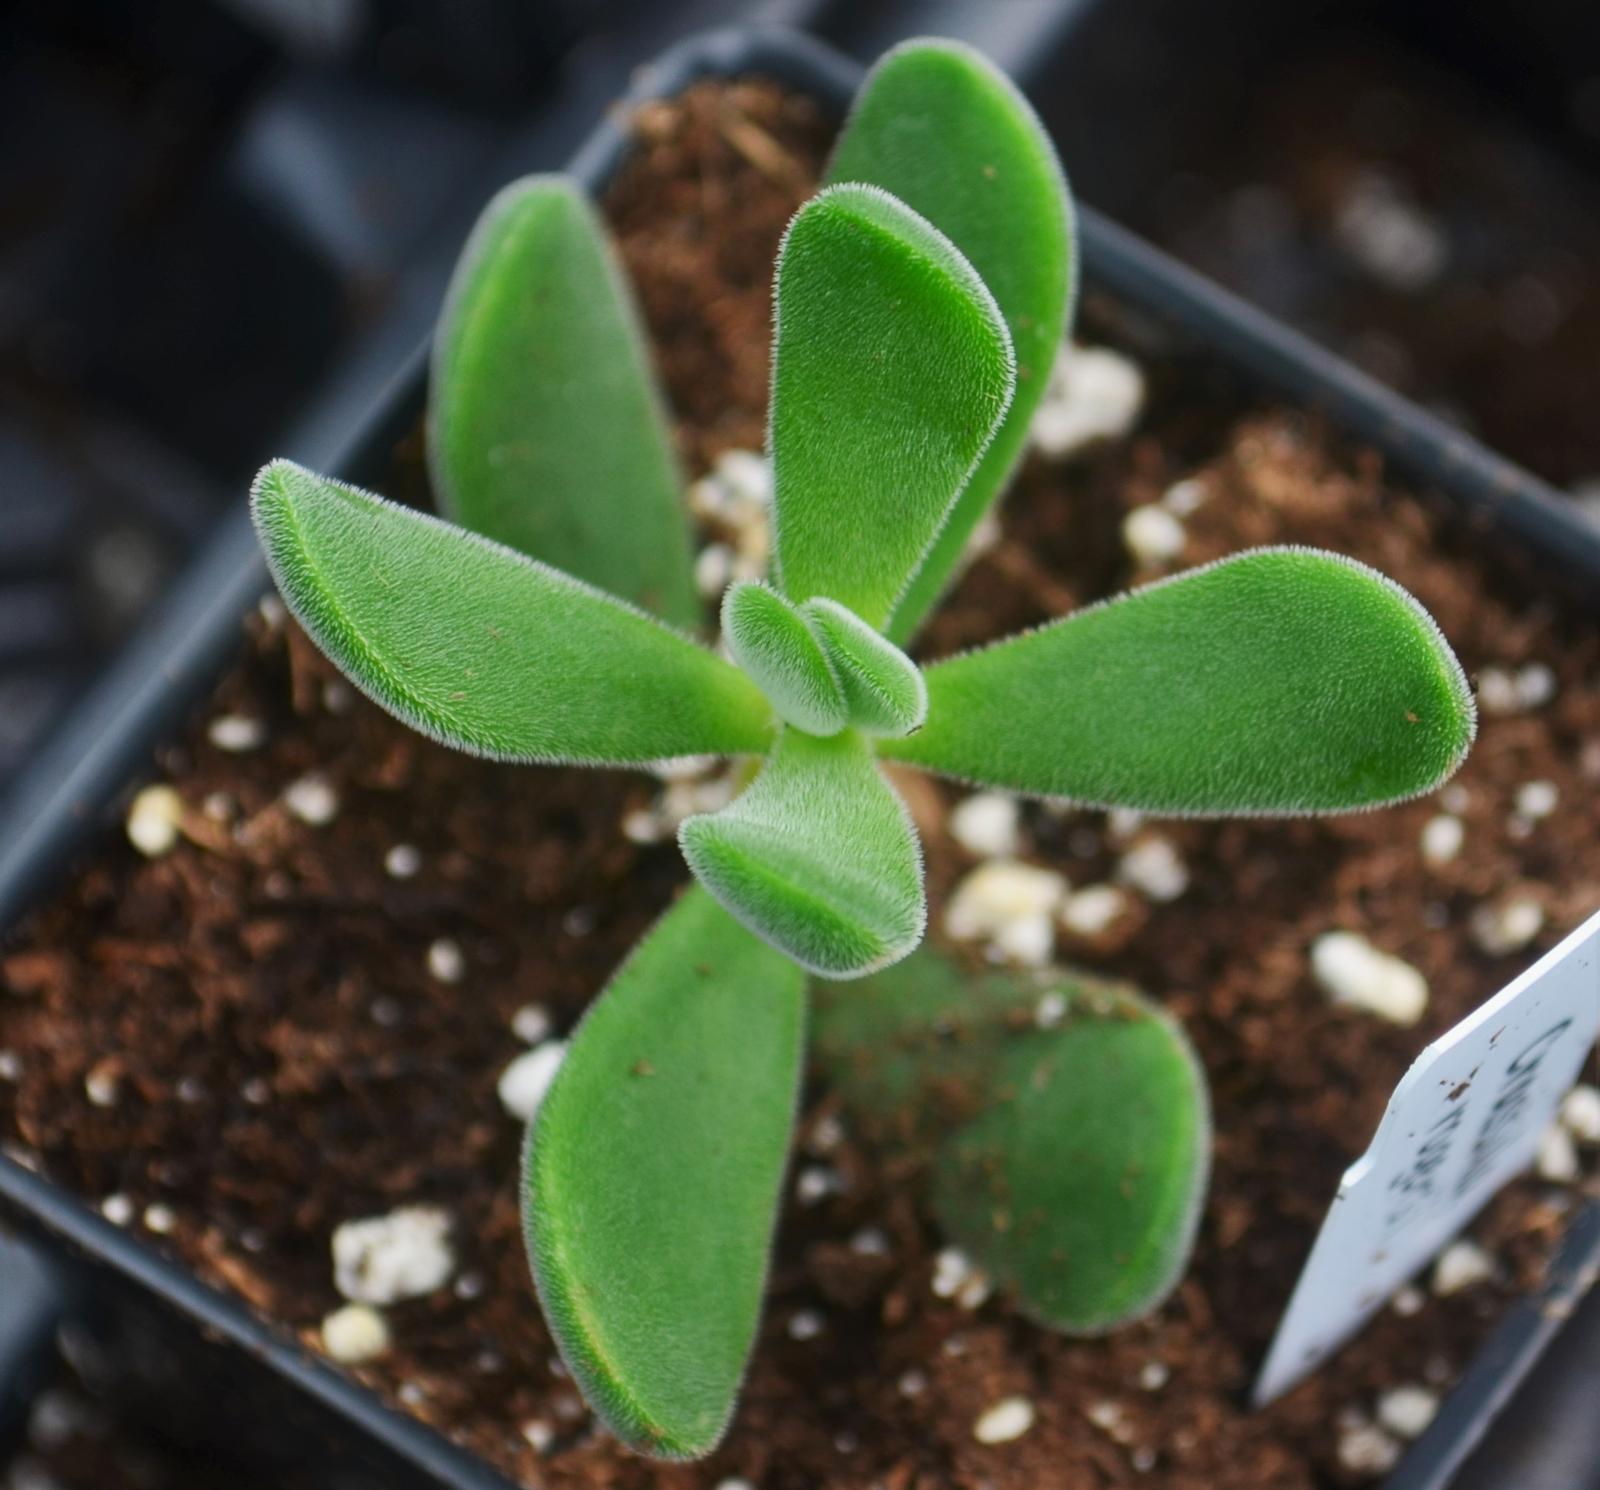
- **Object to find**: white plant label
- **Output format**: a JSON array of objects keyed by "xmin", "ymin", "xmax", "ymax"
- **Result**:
[{"xmin": 1254, "ymin": 910, "xmax": 1600, "ymax": 1406}]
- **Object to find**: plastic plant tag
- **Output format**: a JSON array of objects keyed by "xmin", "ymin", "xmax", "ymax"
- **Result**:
[{"xmin": 1254, "ymin": 910, "xmax": 1600, "ymax": 1406}]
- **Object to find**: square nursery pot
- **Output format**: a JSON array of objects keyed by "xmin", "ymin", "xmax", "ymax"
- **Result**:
[{"xmin": 1, "ymin": 25, "xmax": 1597, "ymax": 1490}]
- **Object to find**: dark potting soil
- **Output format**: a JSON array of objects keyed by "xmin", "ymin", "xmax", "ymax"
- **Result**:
[
  {"xmin": 1112, "ymin": 40, "xmax": 1600, "ymax": 493},
  {"xmin": 2, "ymin": 80, "xmax": 1598, "ymax": 1490}
]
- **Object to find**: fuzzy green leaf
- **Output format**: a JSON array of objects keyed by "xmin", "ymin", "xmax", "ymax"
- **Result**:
[
  {"xmin": 815, "ymin": 954, "xmax": 1209, "ymax": 1333},
  {"xmin": 429, "ymin": 176, "xmax": 699, "ymax": 626},
  {"xmin": 827, "ymin": 39, "xmax": 1075, "ymax": 644},
  {"xmin": 722, "ymin": 582, "xmax": 847, "ymax": 736},
  {"xmin": 769, "ymin": 184, "xmax": 1015, "ymax": 630},
  {"xmin": 251, "ymin": 460, "xmax": 772, "ymax": 765},
  {"xmin": 801, "ymin": 598, "xmax": 926, "ymax": 737},
  {"xmin": 813, "ymin": 945, "xmax": 1018, "ymax": 1120},
  {"xmin": 933, "ymin": 981, "xmax": 1208, "ymax": 1332},
  {"xmin": 679, "ymin": 728, "xmax": 924, "ymax": 978},
  {"xmin": 883, "ymin": 548, "xmax": 1475, "ymax": 813},
  {"xmin": 524, "ymin": 887, "xmax": 805, "ymax": 1459}
]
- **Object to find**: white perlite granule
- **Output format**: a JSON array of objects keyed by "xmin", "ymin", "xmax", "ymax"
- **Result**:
[
  {"xmin": 425, "ymin": 937, "xmax": 465, "ymax": 985},
  {"xmin": 142, "ymin": 1203, "xmax": 176, "ymax": 1235},
  {"xmin": 1476, "ymin": 662, "xmax": 1557, "ymax": 716},
  {"xmin": 83, "ymin": 1065, "xmax": 120, "ymax": 1108},
  {"xmin": 1419, "ymin": 814, "xmax": 1464, "ymax": 866},
  {"xmin": 948, "ymin": 792, "xmax": 1022, "ymax": 859},
  {"xmin": 944, "ymin": 860, "xmax": 1065, "ymax": 968},
  {"xmin": 688, "ymin": 450, "xmax": 771, "ymax": 587},
  {"xmin": 1336, "ymin": 1419, "xmax": 1403, "ymax": 1475},
  {"xmin": 284, "ymin": 773, "xmax": 339, "ymax": 826},
  {"xmin": 1161, "ymin": 477, "xmax": 1208, "ymax": 515},
  {"xmin": 647, "ymin": 754, "xmax": 717, "ymax": 783},
  {"xmin": 1334, "ymin": 170, "xmax": 1447, "ymax": 292},
  {"xmin": 1060, "ymin": 884, "xmax": 1129, "ymax": 938},
  {"xmin": 125, "ymin": 785, "xmax": 184, "ymax": 858},
  {"xmin": 1116, "ymin": 836, "xmax": 1189, "ymax": 902},
  {"xmin": 1376, "ymin": 1384, "xmax": 1439, "ymax": 1439},
  {"xmin": 787, "ymin": 1309, "xmax": 824, "ymax": 1341},
  {"xmin": 621, "ymin": 772, "xmax": 738, "ymax": 846},
  {"xmin": 973, "ymin": 1395, "xmax": 1036, "ymax": 1445},
  {"xmin": 1560, "ymin": 1084, "xmax": 1600, "ymax": 1144},
  {"xmin": 1470, "ymin": 897, "xmax": 1544, "ymax": 956},
  {"xmin": 206, "ymin": 714, "xmax": 266, "ymax": 753},
  {"xmin": 1034, "ymin": 989, "xmax": 1069, "ymax": 1029},
  {"xmin": 511, "ymin": 1003, "xmax": 553, "ymax": 1045},
  {"xmin": 1106, "ymin": 807, "xmax": 1144, "ymax": 844},
  {"xmin": 1030, "ymin": 344, "xmax": 1145, "ymax": 458},
  {"xmin": 690, "ymin": 448, "xmax": 771, "ymax": 518},
  {"xmin": 1310, "ymin": 931, "xmax": 1428, "ymax": 1026},
  {"xmin": 1536, "ymin": 1123, "xmax": 1581, "ymax": 1184},
  {"xmin": 694, "ymin": 542, "xmax": 734, "ymax": 599},
  {"xmin": 991, "ymin": 912, "xmax": 1054, "ymax": 968},
  {"xmin": 521, "ymin": 1420, "xmax": 554, "ymax": 1453},
  {"xmin": 100, "ymin": 1194, "xmax": 135, "ymax": 1227},
  {"xmin": 795, "ymin": 1165, "xmax": 841, "ymax": 1206},
  {"xmin": 1085, "ymin": 1399, "xmax": 1131, "ymax": 1438},
  {"xmin": 384, "ymin": 843, "xmax": 422, "ymax": 879},
  {"xmin": 932, "ymin": 1247, "xmax": 992, "ymax": 1310},
  {"xmin": 1432, "ymin": 1240, "xmax": 1493, "ymax": 1296},
  {"xmin": 1514, "ymin": 780, "xmax": 1559, "ymax": 819},
  {"xmin": 1122, "ymin": 503, "xmax": 1186, "ymax": 567},
  {"xmin": 497, "ymin": 1042, "xmax": 568, "ymax": 1123},
  {"xmin": 321, "ymin": 1303, "xmax": 391, "ymax": 1364},
  {"xmin": 808, "ymin": 1112, "xmax": 845, "ymax": 1153},
  {"xmin": 1390, "ymin": 1284, "xmax": 1425, "ymax": 1317},
  {"xmin": 332, "ymin": 1205, "xmax": 455, "ymax": 1305}
]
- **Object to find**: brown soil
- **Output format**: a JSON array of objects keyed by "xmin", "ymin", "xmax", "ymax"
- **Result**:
[{"xmin": 2, "ymin": 79, "xmax": 1598, "ymax": 1490}]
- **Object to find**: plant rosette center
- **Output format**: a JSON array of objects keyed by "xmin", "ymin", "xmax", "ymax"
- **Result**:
[{"xmin": 720, "ymin": 580, "xmax": 927, "ymax": 739}]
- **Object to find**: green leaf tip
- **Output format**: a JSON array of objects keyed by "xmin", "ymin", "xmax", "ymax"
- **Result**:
[
  {"xmin": 680, "ymin": 727, "xmax": 925, "ymax": 979},
  {"xmin": 884, "ymin": 546, "xmax": 1476, "ymax": 814},
  {"xmin": 801, "ymin": 597, "xmax": 927, "ymax": 737},
  {"xmin": 250, "ymin": 459, "xmax": 773, "ymax": 766},
  {"xmin": 770, "ymin": 182, "xmax": 1016, "ymax": 632},
  {"xmin": 814, "ymin": 953, "xmax": 1209, "ymax": 1333},
  {"xmin": 429, "ymin": 173, "xmax": 699, "ymax": 627},
  {"xmin": 827, "ymin": 37, "xmax": 1076, "ymax": 643},
  {"xmin": 721, "ymin": 581, "xmax": 848, "ymax": 737},
  {"xmin": 524, "ymin": 887, "xmax": 805, "ymax": 1459}
]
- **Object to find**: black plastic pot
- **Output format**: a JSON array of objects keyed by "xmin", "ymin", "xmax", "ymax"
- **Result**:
[
  {"xmin": 0, "ymin": 26, "xmax": 1595, "ymax": 1490},
  {"xmin": 0, "ymin": 1234, "xmax": 64, "ymax": 1449}
]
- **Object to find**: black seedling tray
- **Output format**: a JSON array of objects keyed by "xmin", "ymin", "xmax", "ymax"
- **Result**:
[
  {"xmin": 0, "ymin": 26, "xmax": 1595, "ymax": 1490},
  {"xmin": 1025, "ymin": 0, "xmax": 1600, "ymax": 495}
]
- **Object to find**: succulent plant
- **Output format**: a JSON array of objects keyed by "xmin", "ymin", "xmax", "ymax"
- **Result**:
[{"xmin": 251, "ymin": 39, "xmax": 1474, "ymax": 1460}]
